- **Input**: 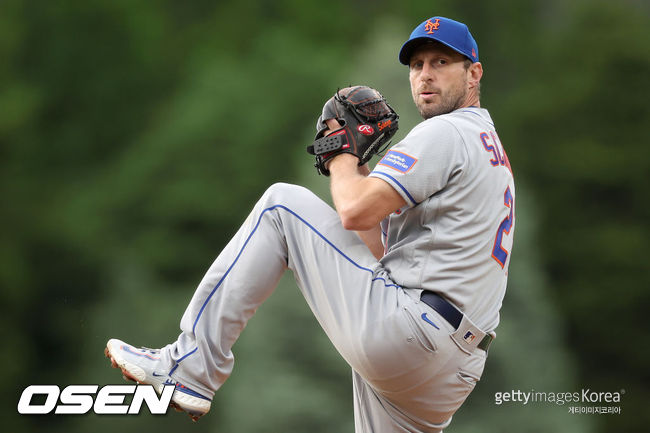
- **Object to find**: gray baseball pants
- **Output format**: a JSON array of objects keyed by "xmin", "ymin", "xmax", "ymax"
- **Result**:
[{"xmin": 159, "ymin": 183, "xmax": 487, "ymax": 432}]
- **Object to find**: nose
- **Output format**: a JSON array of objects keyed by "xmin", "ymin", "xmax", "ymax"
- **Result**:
[{"xmin": 420, "ymin": 62, "xmax": 435, "ymax": 82}]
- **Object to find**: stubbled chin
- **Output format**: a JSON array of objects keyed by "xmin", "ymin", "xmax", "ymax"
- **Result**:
[{"xmin": 417, "ymin": 101, "xmax": 438, "ymax": 117}]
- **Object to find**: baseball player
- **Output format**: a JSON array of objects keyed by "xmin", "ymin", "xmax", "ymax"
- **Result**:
[{"xmin": 105, "ymin": 16, "xmax": 515, "ymax": 432}]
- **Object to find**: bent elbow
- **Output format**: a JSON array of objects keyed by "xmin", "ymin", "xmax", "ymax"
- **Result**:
[{"xmin": 339, "ymin": 207, "xmax": 376, "ymax": 231}]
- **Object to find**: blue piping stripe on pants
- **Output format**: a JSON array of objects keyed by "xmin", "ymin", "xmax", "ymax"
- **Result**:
[{"xmin": 169, "ymin": 204, "xmax": 399, "ymax": 373}]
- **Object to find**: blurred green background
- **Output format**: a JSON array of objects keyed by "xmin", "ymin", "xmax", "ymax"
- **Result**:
[{"xmin": 2, "ymin": 0, "xmax": 648, "ymax": 432}]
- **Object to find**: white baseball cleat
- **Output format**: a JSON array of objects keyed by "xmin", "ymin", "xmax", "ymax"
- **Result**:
[{"xmin": 104, "ymin": 338, "xmax": 211, "ymax": 421}]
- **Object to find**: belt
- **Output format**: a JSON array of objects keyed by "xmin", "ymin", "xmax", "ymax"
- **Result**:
[{"xmin": 420, "ymin": 291, "xmax": 493, "ymax": 351}]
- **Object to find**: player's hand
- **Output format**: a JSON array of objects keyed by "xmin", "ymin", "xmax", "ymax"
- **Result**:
[
  {"xmin": 322, "ymin": 118, "xmax": 342, "ymax": 137},
  {"xmin": 323, "ymin": 120, "xmax": 371, "ymax": 176},
  {"xmin": 307, "ymin": 86, "xmax": 399, "ymax": 176}
]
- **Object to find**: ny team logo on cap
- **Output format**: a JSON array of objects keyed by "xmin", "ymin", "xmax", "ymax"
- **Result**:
[
  {"xmin": 398, "ymin": 16, "xmax": 479, "ymax": 65},
  {"xmin": 424, "ymin": 18, "xmax": 441, "ymax": 34}
]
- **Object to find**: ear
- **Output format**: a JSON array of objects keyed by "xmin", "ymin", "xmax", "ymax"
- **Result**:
[{"xmin": 468, "ymin": 62, "xmax": 483, "ymax": 89}]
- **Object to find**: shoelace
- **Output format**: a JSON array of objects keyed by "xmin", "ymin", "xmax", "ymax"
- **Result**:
[{"xmin": 138, "ymin": 346, "xmax": 160, "ymax": 355}]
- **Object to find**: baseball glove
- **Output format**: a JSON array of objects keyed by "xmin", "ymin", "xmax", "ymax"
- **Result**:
[{"xmin": 307, "ymin": 86, "xmax": 399, "ymax": 176}]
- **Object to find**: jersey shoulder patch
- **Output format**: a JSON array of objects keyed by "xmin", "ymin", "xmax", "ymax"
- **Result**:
[{"xmin": 377, "ymin": 150, "xmax": 418, "ymax": 173}]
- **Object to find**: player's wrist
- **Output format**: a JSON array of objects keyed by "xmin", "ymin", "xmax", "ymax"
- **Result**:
[
  {"xmin": 357, "ymin": 162, "xmax": 371, "ymax": 176},
  {"xmin": 327, "ymin": 153, "xmax": 359, "ymax": 174}
]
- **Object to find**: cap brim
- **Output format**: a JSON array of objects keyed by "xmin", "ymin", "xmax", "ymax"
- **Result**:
[{"xmin": 398, "ymin": 36, "xmax": 472, "ymax": 65}]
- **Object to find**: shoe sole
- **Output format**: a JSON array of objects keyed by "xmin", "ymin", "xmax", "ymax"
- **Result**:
[{"xmin": 104, "ymin": 341, "xmax": 209, "ymax": 422}]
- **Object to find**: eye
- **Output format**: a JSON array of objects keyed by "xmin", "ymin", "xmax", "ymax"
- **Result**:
[
  {"xmin": 437, "ymin": 58, "xmax": 448, "ymax": 65},
  {"xmin": 410, "ymin": 60, "xmax": 423, "ymax": 70}
]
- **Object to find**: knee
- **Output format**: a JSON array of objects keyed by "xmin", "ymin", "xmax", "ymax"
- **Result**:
[{"xmin": 262, "ymin": 183, "xmax": 312, "ymax": 207}]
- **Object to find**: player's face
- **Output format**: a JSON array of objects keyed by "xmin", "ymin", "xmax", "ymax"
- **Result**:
[{"xmin": 408, "ymin": 43, "xmax": 476, "ymax": 119}]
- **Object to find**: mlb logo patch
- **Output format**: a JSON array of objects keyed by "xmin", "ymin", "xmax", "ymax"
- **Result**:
[
  {"xmin": 377, "ymin": 150, "xmax": 417, "ymax": 173},
  {"xmin": 463, "ymin": 331, "xmax": 476, "ymax": 344}
]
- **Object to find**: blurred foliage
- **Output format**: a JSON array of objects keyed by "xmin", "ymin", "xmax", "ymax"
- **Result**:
[{"xmin": 1, "ymin": 0, "xmax": 648, "ymax": 432}]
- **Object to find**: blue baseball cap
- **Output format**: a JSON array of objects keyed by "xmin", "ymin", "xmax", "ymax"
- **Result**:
[{"xmin": 399, "ymin": 16, "xmax": 479, "ymax": 65}]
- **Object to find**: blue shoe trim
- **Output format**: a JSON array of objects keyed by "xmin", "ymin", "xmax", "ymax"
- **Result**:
[{"xmin": 122, "ymin": 344, "xmax": 160, "ymax": 360}]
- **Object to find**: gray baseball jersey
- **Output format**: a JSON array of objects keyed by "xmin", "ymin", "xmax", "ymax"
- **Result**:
[
  {"xmin": 370, "ymin": 107, "xmax": 515, "ymax": 332},
  {"xmin": 146, "ymin": 107, "xmax": 513, "ymax": 432}
]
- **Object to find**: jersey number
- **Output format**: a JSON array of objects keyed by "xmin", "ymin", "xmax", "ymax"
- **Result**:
[{"xmin": 492, "ymin": 186, "xmax": 514, "ymax": 268}]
